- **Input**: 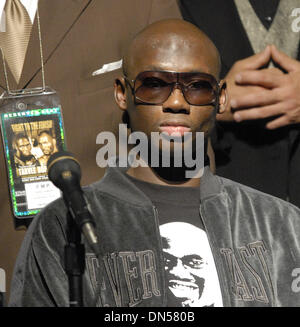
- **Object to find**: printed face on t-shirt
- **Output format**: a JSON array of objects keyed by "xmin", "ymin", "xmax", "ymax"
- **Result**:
[{"xmin": 160, "ymin": 222, "xmax": 220, "ymax": 307}]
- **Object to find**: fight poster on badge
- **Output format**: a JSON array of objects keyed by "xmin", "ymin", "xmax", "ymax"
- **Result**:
[{"xmin": 1, "ymin": 106, "xmax": 66, "ymax": 219}]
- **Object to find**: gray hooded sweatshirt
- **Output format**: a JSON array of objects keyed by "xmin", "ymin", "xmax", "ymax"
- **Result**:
[{"xmin": 8, "ymin": 165, "xmax": 300, "ymax": 307}]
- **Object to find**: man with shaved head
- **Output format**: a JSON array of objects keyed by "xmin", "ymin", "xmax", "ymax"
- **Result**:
[{"xmin": 9, "ymin": 19, "xmax": 300, "ymax": 307}]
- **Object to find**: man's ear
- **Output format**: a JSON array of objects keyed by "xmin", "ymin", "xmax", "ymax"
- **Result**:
[
  {"xmin": 114, "ymin": 77, "xmax": 127, "ymax": 111},
  {"xmin": 218, "ymin": 80, "xmax": 227, "ymax": 114}
]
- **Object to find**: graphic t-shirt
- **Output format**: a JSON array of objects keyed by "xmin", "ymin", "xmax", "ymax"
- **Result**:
[{"xmin": 127, "ymin": 174, "xmax": 223, "ymax": 307}]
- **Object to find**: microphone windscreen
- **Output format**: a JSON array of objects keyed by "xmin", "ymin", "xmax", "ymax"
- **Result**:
[{"xmin": 47, "ymin": 151, "xmax": 81, "ymax": 188}]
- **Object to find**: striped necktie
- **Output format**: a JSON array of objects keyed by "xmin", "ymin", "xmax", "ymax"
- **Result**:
[{"xmin": 0, "ymin": 0, "xmax": 33, "ymax": 84}]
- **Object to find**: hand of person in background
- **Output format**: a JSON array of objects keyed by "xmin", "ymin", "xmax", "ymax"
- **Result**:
[
  {"xmin": 230, "ymin": 45, "xmax": 300, "ymax": 129},
  {"xmin": 217, "ymin": 45, "xmax": 273, "ymax": 122},
  {"xmin": 218, "ymin": 44, "xmax": 300, "ymax": 130}
]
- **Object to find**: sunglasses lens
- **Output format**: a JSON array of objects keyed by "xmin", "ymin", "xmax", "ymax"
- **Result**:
[
  {"xmin": 184, "ymin": 78, "xmax": 216, "ymax": 105},
  {"xmin": 133, "ymin": 71, "xmax": 217, "ymax": 105},
  {"xmin": 135, "ymin": 72, "xmax": 172, "ymax": 104}
]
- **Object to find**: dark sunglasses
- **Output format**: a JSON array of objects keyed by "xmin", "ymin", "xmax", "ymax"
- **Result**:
[{"xmin": 124, "ymin": 70, "xmax": 220, "ymax": 106}]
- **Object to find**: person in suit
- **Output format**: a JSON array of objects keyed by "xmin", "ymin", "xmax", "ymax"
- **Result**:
[
  {"xmin": 0, "ymin": 0, "xmax": 182, "ymax": 305},
  {"xmin": 179, "ymin": 0, "xmax": 300, "ymax": 207}
]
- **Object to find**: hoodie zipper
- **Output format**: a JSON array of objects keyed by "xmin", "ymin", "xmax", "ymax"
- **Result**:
[
  {"xmin": 199, "ymin": 206, "xmax": 228, "ymax": 307},
  {"xmin": 152, "ymin": 205, "xmax": 168, "ymax": 307}
]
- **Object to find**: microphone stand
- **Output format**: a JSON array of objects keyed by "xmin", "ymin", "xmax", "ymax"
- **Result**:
[
  {"xmin": 65, "ymin": 211, "xmax": 85, "ymax": 307},
  {"xmin": 47, "ymin": 151, "xmax": 100, "ymax": 307}
]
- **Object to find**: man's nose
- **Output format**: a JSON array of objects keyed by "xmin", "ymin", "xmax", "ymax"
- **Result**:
[
  {"xmin": 169, "ymin": 259, "xmax": 193, "ymax": 279},
  {"xmin": 162, "ymin": 86, "xmax": 190, "ymax": 114}
]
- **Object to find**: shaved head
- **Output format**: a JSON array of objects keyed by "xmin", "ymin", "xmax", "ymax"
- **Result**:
[{"xmin": 123, "ymin": 19, "xmax": 221, "ymax": 78}]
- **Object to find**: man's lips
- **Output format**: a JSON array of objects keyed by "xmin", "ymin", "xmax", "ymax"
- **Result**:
[
  {"xmin": 169, "ymin": 279, "xmax": 198, "ymax": 290},
  {"xmin": 159, "ymin": 123, "xmax": 191, "ymax": 136}
]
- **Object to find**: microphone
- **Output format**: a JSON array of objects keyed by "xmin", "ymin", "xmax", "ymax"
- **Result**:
[{"xmin": 47, "ymin": 151, "xmax": 99, "ymax": 254}]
